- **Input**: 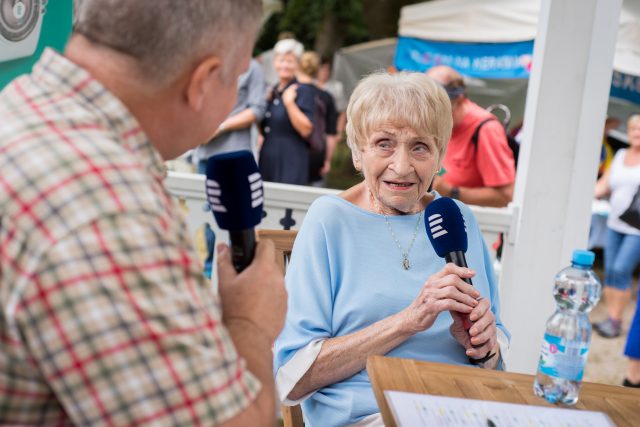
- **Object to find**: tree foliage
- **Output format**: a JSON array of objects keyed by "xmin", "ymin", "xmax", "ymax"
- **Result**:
[{"xmin": 255, "ymin": 0, "xmax": 427, "ymax": 58}]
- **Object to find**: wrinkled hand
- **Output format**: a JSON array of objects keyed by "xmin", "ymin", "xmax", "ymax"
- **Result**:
[
  {"xmin": 217, "ymin": 241, "xmax": 287, "ymax": 342},
  {"xmin": 450, "ymin": 297, "xmax": 497, "ymax": 359},
  {"xmin": 282, "ymin": 84, "xmax": 298, "ymax": 107},
  {"xmin": 400, "ymin": 263, "xmax": 479, "ymax": 334}
]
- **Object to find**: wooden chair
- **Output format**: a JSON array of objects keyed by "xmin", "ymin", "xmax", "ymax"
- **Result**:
[
  {"xmin": 255, "ymin": 229, "xmax": 304, "ymax": 427},
  {"xmin": 256, "ymin": 229, "xmax": 298, "ymax": 274}
]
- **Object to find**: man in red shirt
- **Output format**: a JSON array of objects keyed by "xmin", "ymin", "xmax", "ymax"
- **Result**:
[{"xmin": 426, "ymin": 66, "xmax": 515, "ymax": 207}]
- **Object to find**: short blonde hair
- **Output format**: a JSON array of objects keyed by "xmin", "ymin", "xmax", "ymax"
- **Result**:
[
  {"xmin": 628, "ymin": 113, "xmax": 640, "ymax": 128},
  {"xmin": 346, "ymin": 71, "xmax": 452, "ymax": 163},
  {"xmin": 273, "ymin": 38, "xmax": 304, "ymax": 59},
  {"xmin": 300, "ymin": 51, "xmax": 321, "ymax": 78}
]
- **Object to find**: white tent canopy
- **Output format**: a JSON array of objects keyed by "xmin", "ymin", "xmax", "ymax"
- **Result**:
[
  {"xmin": 399, "ymin": 0, "xmax": 540, "ymax": 43},
  {"xmin": 616, "ymin": 6, "xmax": 640, "ymax": 75},
  {"xmin": 332, "ymin": 0, "xmax": 640, "ymax": 134},
  {"xmin": 398, "ymin": 0, "xmax": 640, "ymax": 77}
]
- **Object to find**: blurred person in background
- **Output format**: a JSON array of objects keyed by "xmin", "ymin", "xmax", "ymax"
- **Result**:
[
  {"xmin": 0, "ymin": 1, "xmax": 287, "ymax": 425},
  {"xmin": 317, "ymin": 56, "xmax": 347, "ymax": 177},
  {"xmin": 598, "ymin": 117, "xmax": 621, "ymax": 178},
  {"xmin": 192, "ymin": 58, "xmax": 267, "ymax": 172},
  {"xmin": 257, "ymin": 31, "xmax": 297, "ymax": 87},
  {"xmin": 593, "ymin": 115, "xmax": 640, "ymax": 357},
  {"xmin": 426, "ymin": 65, "xmax": 515, "ymax": 208},
  {"xmin": 259, "ymin": 39, "xmax": 316, "ymax": 185},
  {"xmin": 296, "ymin": 51, "xmax": 338, "ymax": 186}
]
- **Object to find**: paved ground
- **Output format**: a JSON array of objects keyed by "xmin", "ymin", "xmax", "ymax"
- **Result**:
[{"xmin": 584, "ymin": 292, "xmax": 637, "ymax": 386}]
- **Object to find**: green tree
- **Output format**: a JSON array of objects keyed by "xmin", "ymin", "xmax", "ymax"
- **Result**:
[{"xmin": 256, "ymin": 0, "xmax": 427, "ymax": 58}]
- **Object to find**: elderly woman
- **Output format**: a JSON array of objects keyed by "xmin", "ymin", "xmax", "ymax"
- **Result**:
[
  {"xmin": 259, "ymin": 38, "xmax": 315, "ymax": 185},
  {"xmin": 274, "ymin": 72, "xmax": 510, "ymax": 427}
]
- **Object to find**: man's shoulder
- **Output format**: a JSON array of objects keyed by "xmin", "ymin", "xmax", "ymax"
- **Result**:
[
  {"xmin": 247, "ymin": 59, "xmax": 265, "ymax": 77},
  {"xmin": 463, "ymin": 102, "xmax": 505, "ymax": 139},
  {"xmin": 0, "ymin": 109, "xmax": 160, "ymax": 239},
  {"xmin": 464, "ymin": 101, "xmax": 496, "ymax": 125}
]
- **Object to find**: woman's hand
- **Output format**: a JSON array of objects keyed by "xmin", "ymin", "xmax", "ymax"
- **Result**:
[
  {"xmin": 450, "ymin": 297, "xmax": 498, "ymax": 360},
  {"xmin": 281, "ymin": 84, "xmax": 313, "ymax": 138},
  {"xmin": 282, "ymin": 84, "xmax": 298, "ymax": 107},
  {"xmin": 400, "ymin": 263, "xmax": 479, "ymax": 335}
]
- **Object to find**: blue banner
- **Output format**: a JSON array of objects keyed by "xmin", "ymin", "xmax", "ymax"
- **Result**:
[
  {"xmin": 610, "ymin": 71, "xmax": 640, "ymax": 105},
  {"xmin": 394, "ymin": 36, "xmax": 534, "ymax": 79}
]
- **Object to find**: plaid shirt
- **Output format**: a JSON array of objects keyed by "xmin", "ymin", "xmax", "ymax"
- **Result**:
[{"xmin": 0, "ymin": 49, "xmax": 259, "ymax": 426}]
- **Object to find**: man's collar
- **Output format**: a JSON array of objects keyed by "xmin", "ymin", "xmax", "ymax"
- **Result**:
[{"xmin": 32, "ymin": 48, "xmax": 167, "ymax": 181}]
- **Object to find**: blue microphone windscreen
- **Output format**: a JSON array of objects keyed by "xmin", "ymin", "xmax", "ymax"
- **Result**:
[
  {"xmin": 205, "ymin": 151, "xmax": 263, "ymax": 231},
  {"xmin": 424, "ymin": 197, "xmax": 468, "ymax": 257}
]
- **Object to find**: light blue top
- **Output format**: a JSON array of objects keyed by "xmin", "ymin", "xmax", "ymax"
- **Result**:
[{"xmin": 274, "ymin": 194, "xmax": 509, "ymax": 427}]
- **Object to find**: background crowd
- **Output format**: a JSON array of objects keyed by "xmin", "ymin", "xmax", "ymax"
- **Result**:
[
  {"xmin": 189, "ymin": 29, "xmax": 640, "ymax": 390},
  {"xmin": 192, "ymin": 35, "xmax": 346, "ymax": 189}
]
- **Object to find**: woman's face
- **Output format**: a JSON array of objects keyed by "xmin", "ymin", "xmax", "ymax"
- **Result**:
[
  {"xmin": 628, "ymin": 120, "xmax": 640, "ymax": 148},
  {"xmin": 357, "ymin": 125, "xmax": 440, "ymax": 215},
  {"xmin": 274, "ymin": 53, "xmax": 298, "ymax": 82}
]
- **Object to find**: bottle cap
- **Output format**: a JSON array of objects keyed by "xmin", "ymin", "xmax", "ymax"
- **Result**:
[{"xmin": 572, "ymin": 249, "xmax": 595, "ymax": 267}]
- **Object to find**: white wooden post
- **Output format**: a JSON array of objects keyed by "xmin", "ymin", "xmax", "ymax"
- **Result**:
[{"xmin": 499, "ymin": 0, "xmax": 622, "ymax": 373}]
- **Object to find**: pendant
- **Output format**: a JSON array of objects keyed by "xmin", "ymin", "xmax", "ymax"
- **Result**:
[{"xmin": 403, "ymin": 258, "xmax": 411, "ymax": 270}]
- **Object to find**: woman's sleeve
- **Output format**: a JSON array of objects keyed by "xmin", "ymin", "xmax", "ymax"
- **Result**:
[
  {"xmin": 246, "ymin": 61, "xmax": 268, "ymax": 122},
  {"xmin": 273, "ymin": 200, "xmax": 334, "ymax": 401}
]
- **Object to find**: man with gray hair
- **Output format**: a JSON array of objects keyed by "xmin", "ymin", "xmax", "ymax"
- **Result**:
[{"xmin": 0, "ymin": 1, "xmax": 286, "ymax": 426}]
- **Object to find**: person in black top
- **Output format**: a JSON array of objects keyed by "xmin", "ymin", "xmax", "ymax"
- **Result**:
[
  {"xmin": 296, "ymin": 51, "xmax": 338, "ymax": 186},
  {"xmin": 259, "ymin": 39, "xmax": 316, "ymax": 185}
]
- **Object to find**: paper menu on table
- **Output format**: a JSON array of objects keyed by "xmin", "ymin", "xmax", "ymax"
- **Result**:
[{"xmin": 384, "ymin": 391, "xmax": 615, "ymax": 427}]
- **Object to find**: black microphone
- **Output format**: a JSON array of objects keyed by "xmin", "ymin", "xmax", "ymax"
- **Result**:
[
  {"xmin": 205, "ymin": 151, "xmax": 264, "ymax": 272},
  {"xmin": 425, "ymin": 197, "xmax": 474, "ymax": 329}
]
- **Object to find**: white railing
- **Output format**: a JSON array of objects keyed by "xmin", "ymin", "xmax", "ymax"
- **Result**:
[{"xmin": 166, "ymin": 171, "xmax": 515, "ymax": 286}]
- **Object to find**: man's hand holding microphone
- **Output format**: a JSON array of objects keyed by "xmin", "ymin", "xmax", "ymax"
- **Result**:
[{"xmin": 205, "ymin": 151, "xmax": 287, "ymax": 426}]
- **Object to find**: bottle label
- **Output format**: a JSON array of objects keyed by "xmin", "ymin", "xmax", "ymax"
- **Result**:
[{"xmin": 538, "ymin": 333, "xmax": 588, "ymax": 381}]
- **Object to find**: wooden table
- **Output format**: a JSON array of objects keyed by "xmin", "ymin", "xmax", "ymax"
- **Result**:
[{"xmin": 367, "ymin": 355, "xmax": 640, "ymax": 427}]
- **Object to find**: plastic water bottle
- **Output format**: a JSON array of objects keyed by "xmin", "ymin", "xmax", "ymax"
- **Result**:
[{"xmin": 533, "ymin": 249, "xmax": 602, "ymax": 405}]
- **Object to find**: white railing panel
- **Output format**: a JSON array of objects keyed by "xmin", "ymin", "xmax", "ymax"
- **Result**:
[{"xmin": 165, "ymin": 172, "xmax": 514, "ymax": 286}]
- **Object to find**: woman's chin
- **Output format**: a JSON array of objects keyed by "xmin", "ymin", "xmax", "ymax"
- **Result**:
[{"xmin": 379, "ymin": 195, "xmax": 419, "ymax": 214}]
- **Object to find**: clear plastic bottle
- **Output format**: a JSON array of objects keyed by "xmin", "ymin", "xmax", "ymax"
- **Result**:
[{"xmin": 533, "ymin": 249, "xmax": 602, "ymax": 405}]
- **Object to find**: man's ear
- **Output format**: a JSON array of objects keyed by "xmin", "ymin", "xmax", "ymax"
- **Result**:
[{"xmin": 185, "ymin": 56, "xmax": 222, "ymax": 112}]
